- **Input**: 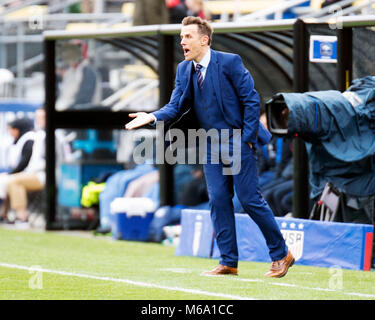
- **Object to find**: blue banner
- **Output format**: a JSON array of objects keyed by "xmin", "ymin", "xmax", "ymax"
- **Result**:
[
  {"xmin": 175, "ymin": 210, "xmax": 214, "ymax": 258},
  {"xmin": 176, "ymin": 209, "xmax": 374, "ymax": 271}
]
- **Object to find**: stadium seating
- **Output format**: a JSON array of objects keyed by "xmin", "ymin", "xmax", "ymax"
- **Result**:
[
  {"xmin": 121, "ymin": 2, "xmax": 135, "ymax": 16},
  {"xmin": 204, "ymin": 0, "xmax": 284, "ymax": 15},
  {"xmin": 2, "ymin": 5, "xmax": 47, "ymax": 21}
]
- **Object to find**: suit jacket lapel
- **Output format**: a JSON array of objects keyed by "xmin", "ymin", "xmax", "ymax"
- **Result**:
[
  {"xmin": 210, "ymin": 50, "xmax": 224, "ymax": 113},
  {"xmin": 182, "ymin": 61, "xmax": 193, "ymax": 98},
  {"xmin": 180, "ymin": 51, "xmax": 224, "ymax": 112}
]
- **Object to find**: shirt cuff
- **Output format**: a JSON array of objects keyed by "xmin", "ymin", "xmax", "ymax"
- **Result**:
[{"xmin": 150, "ymin": 113, "xmax": 157, "ymax": 126}]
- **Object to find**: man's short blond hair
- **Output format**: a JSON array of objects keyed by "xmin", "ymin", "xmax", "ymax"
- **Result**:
[{"xmin": 182, "ymin": 16, "xmax": 213, "ymax": 46}]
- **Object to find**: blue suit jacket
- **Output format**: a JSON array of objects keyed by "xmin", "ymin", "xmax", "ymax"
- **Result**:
[{"xmin": 152, "ymin": 49, "xmax": 271, "ymax": 146}]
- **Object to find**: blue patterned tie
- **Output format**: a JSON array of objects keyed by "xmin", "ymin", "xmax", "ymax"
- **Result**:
[{"xmin": 196, "ymin": 64, "xmax": 204, "ymax": 89}]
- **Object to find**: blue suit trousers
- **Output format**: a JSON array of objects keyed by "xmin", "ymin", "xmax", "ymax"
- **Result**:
[{"xmin": 203, "ymin": 140, "xmax": 288, "ymax": 267}]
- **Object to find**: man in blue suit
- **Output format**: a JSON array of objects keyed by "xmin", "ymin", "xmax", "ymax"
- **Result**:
[{"xmin": 125, "ymin": 16, "xmax": 294, "ymax": 277}]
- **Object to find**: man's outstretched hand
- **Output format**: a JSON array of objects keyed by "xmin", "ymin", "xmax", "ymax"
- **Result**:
[{"xmin": 125, "ymin": 112, "xmax": 156, "ymax": 130}]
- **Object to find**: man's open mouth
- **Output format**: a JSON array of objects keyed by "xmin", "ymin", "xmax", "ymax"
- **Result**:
[{"xmin": 184, "ymin": 48, "xmax": 190, "ymax": 55}]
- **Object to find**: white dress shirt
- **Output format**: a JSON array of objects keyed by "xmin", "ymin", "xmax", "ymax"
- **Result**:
[{"xmin": 193, "ymin": 49, "xmax": 211, "ymax": 80}]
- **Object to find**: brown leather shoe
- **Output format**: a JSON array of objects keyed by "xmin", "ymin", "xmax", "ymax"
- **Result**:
[
  {"xmin": 265, "ymin": 250, "xmax": 295, "ymax": 278},
  {"xmin": 203, "ymin": 264, "xmax": 238, "ymax": 276}
]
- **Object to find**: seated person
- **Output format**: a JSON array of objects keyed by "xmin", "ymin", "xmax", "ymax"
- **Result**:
[
  {"xmin": 262, "ymin": 137, "xmax": 294, "ymax": 217},
  {"xmin": 5, "ymin": 109, "xmax": 46, "ymax": 223},
  {"xmin": 56, "ymin": 41, "xmax": 101, "ymax": 111},
  {"xmin": 1, "ymin": 109, "xmax": 71, "ymax": 224},
  {"xmin": 0, "ymin": 118, "xmax": 35, "ymax": 220}
]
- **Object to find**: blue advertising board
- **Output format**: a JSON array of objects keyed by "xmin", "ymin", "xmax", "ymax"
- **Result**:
[{"xmin": 176, "ymin": 209, "xmax": 374, "ymax": 271}]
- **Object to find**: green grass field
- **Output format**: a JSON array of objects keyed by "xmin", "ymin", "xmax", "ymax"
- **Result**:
[{"xmin": 1, "ymin": 226, "xmax": 375, "ymax": 300}]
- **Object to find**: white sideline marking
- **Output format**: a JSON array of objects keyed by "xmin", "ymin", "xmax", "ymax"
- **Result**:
[
  {"xmin": 160, "ymin": 268, "xmax": 192, "ymax": 274},
  {"xmin": 237, "ymin": 278, "xmax": 375, "ymax": 299},
  {"xmin": 3, "ymin": 262, "xmax": 374, "ymax": 299},
  {"xmin": 0, "ymin": 262, "xmax": 254, "ymax": 300}
]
